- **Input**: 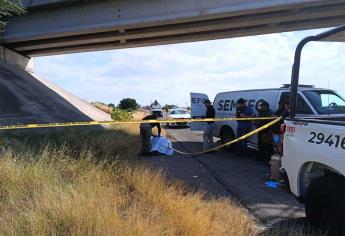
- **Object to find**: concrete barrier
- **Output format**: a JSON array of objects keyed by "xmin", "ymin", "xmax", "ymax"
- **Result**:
[
  {"xmin": 0, "ymin": 62, "xmax": 111, "ymax": 127},
  {"xmin": 0, "ymin": 46, "xmax": 35, "ymax": 72}
]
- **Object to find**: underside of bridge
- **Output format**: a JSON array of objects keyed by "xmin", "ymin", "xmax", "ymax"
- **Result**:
[{"xmin": 2, "ymin": 0, "xmax": 345, "ymax": 56}]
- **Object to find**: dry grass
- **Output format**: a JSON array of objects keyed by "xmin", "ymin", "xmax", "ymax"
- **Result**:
[
  {"xmin": 132, "ymin": 110, "xmax": 148, "ymax": 120},
  {"xmin": 0, "ymin": 124, "xmax": 258, "ymax": 236},
  {"xmin": 91, "ymin": 101, "xmax": 113, "ymax": 114}
]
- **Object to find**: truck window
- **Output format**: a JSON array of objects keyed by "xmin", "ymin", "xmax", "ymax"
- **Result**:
[
  {"xmin": 302, "ymin": 90, "xmax": 345, "ymax": 114},
  {"xmin": 279, "ymin": 92, "xmax": 313, "ymax": 114}
]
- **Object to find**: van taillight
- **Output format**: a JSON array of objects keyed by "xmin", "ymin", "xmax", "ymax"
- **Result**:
[{"xmin": 280, "ymin": 124, "xmax": 286, "ymax": 134}]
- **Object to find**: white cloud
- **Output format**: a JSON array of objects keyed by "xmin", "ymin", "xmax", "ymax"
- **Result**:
[{"xmin": 35, "ymin": 27, "xmax": 345, "ymax": 107}]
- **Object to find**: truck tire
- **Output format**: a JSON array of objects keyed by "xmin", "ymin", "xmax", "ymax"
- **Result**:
[
  {"xmin": 220, "ymin": 127, "xmax": 236, "ymax": 151},
  {"xmin": 305, "ymin": 175, "xmax": 345, "ymax": 234}
]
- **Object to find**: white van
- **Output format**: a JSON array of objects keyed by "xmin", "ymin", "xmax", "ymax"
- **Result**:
[{"xmin": 190, "ymin": 85, "xmax": 345, "ymax": 148}]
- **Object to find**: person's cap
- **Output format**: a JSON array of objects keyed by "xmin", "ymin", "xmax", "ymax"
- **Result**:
[
  {"xmin": 203, "ymin": 99, "xmax": 211, "ymax": 104},
  {"xmin": 237, "ymin": 98, "xmax": 247, "ymax": 104}
]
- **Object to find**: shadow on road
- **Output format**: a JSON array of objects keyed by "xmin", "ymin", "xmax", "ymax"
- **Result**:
[
  {"xmin": 162, "ymin": 125, "xmax": 190, "ymax": 129},
  {"xmin": 144, "ymin": 138, "xmax": 306, "ymax": 226},
  {"xmin": 261, "ymin": 217, "xmax": 328, "ymax": 236}
]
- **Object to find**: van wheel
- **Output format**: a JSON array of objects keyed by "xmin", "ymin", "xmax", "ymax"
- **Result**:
[
  {"xmin": 305, "ymin": 175, "xmax": 345, "ymax": 234},
  {"xmin": 220, "ymin": 128, "xmax": 236, "ymax": 151},
  {"xmin": 167, "ymin": 123, "xmax": 170, "ymax": 128}
]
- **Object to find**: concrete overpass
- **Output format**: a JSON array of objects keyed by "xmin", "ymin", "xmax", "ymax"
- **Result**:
[{"xmin": 1, "ymin": 0, "xmax": 345, "ymax": 57}]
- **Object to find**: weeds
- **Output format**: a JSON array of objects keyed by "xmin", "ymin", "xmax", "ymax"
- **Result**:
[
  {"xmin": 111, "ymin": 109, "xmax": 133, "ymax": 122},
  {"xmin": 0, "ymin": 126, "xmax": 257, "ymax": 235}
]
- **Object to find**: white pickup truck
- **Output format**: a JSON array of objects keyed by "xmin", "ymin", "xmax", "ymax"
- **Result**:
[{"xmin": 281, "ymin": 25, "xmax": 345, "ymax": 233}]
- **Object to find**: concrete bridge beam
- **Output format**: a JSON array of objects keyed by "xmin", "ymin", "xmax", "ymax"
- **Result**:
[{"xmin": 3, "ymin": 0, "xmax": 345, "ymax": 56}]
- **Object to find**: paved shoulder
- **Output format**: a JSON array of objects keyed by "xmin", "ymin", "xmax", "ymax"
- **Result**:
[{"xmin": 165, "ymin": 127, "xmax": 305, "ymax": 226}]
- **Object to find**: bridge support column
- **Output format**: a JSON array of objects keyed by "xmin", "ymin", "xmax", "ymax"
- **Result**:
[{"xmin": 0, "ymin": 46, "xmax": 35, "ymax": 72}]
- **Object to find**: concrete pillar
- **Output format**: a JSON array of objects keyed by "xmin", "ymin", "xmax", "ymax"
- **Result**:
[{"xmin": 0, "ymin": 45, "xmax": 35, "ymax": 72}]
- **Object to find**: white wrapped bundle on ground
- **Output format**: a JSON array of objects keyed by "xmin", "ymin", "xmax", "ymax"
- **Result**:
[{"xmin": 150, "ymin": 136, "xmax": 173, "ymax": 155}]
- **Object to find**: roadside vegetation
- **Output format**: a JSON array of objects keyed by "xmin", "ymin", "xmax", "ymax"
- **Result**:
[
  {"xmin": 118, "ymin": 98, "xmax": 140, "ymax": 111},
  {"xmin": 91, "ymin": 98, "xmax": 140, "ymax": 121},
  {"xmin": 0, "ymin": 0, "xmax": 26, "ymax": 37},
  {"xmin": 0, "ymin": 121, "xmax": 257, "ymax": 235},
  {"xmin": 90, "ymin": 101, "xmax": 113, "ymax": 114},
  {"xmin": 111, "ymin": 108, "xmax": 133, "ymax": 121}
]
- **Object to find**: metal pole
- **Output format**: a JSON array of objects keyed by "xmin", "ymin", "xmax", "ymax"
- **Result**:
[
  {"xmin": 289, "ymin": 24, "xmax": 345, "ymax": 118},
  {"xmin": 289, "ymin": 36, "xmax": 315, "ymax": 118}
]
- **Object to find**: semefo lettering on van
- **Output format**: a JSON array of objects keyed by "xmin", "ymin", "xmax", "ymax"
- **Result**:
[
  {"xmin": 217, "ymin": 99, "xmax": 266, "ymax": 113},
  {"xmin": 191, "ymin": 97, "xmax": 206, "ymax": 104}
]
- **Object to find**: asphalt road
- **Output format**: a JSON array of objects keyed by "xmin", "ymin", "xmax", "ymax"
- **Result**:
[{"xmin": 142, "ymin": 126, "xmax": 305, "ymax": 228}]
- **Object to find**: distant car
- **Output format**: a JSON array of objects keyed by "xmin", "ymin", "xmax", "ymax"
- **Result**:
[
  {"xmin": 151, "ymin": 109, "xmax": 163, "ymax": 117},
  {"xmin": 167, "ymin": 109, "xmax": 191, "ymax": 128}
]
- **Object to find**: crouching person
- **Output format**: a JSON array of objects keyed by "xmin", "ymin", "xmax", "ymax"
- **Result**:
[{"xmin": 140, "ymin": 113, "xmax": 161, "ymax": 156}]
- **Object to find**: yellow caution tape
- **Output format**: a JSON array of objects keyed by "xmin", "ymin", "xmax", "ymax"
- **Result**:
[
  {"xmin": 170, "ymin": 117, "xmax": 282, "ymax": 155},
  {"xmin": 0, "ymin": 117, "xmax": 275, "ymax": 130}
]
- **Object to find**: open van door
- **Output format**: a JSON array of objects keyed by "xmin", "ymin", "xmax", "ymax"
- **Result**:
[{"xmin": 190, "ymin": 92, "xmax": 209, "ymax": 131}]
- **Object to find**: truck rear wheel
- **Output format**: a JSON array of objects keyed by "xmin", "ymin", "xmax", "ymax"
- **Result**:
[
  {"xmin": 220, "ymin": 127, "xmax": 236, "ymax": 151},
  {"xmin": 305, "ymin": 175, "xmax": 345, "ymax": 234}
]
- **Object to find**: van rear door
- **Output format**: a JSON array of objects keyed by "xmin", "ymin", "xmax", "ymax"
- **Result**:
[{"xmin": 190, "ymin": 92, "xmax": 208, "ymax": 131}]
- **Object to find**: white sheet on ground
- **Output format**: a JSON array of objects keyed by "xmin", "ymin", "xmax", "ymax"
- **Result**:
[{"xmin": 150, "ymin": 136, "xmax": 174, "ymax": 155}]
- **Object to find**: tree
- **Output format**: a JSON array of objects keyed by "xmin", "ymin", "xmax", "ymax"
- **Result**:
[
  {"xmin": 108, "ymin": 103, "xmax": 115, "ymax": 109},
  {"xmin": 0, "ymin": 0, "xmax": 26, "ymax": 37},
  {"xmin": 118, "ymin": 98, "xmax": 139, "ymax": 111}
]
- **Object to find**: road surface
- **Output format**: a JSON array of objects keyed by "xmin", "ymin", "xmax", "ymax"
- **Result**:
[{"xmin": 143, "ymin": 126, "xmax": 305, "ymax": 228}]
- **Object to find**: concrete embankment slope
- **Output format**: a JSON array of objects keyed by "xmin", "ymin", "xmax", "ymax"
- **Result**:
[{"xmin": 0, "ymin": 62, "xmax": 111, "ymax": 126}]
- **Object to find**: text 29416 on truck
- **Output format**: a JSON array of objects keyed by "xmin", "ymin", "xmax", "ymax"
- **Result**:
[{"xmin": 281, "ymin": 25, "xmax": 345, "ymax": 234}]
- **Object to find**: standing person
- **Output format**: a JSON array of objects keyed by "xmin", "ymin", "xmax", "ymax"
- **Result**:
[
  {"xmin": 236, "ymin": 98, "xmax": 255, "ymax": 155},
  {"xmin": 165, "ymin": 105, "xmax": 169, "ymax": 115},
  {"xmin": 152, "ymin": 100, "xmax": 160, "ymax": 107},
  {"xmin": 272, "ymin": 99, "xmax": 290, "ymax": 154},
  {"xmin": 274, "ymin": 99, "xmax": 290, "ymax": 118},
  {"xmin": 256, "ymin": 101, "xmax": 274, "ymax": 162},
  {"xmin": 139, "ymin": 113, "xmax": 162, "ymax": 156},
  {"xmin": 203, "ymin": 99, "xmax": 215, "ymax": 151}
]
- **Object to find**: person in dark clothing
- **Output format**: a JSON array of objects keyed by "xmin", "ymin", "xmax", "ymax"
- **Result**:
[
  {"xmin": 256, "ymin": 101, "xmax": 274, "ymax": 162},
  {"xmin": 152, "ymin": 100, "xmax": 160, "ymax": 107},
  {"xmin": 272, "ymin": 99, "xmax": 290, "ymax": 154},
  {"xmin": 272, "ymin": 99, "xmax": 290, "ymax": 134},
  {"xmin": 274, "ymin": 99, "xmax": 290, "ymax": 118},
  {"xmin": 203, "ymin": 99, "xmax": 216, "ymax": 151},
  {"xmin": 236, "ymin": 98, "xmax": 255, "ymax": 154},
  {"xmin": 140, "ymin": 113, "xmax": 162, "ymax": 155}
]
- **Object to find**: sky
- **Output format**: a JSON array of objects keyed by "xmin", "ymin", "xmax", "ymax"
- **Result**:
[{"xmin": 35, "ymin": 28, "xmax": 345, "ymax": 107}]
